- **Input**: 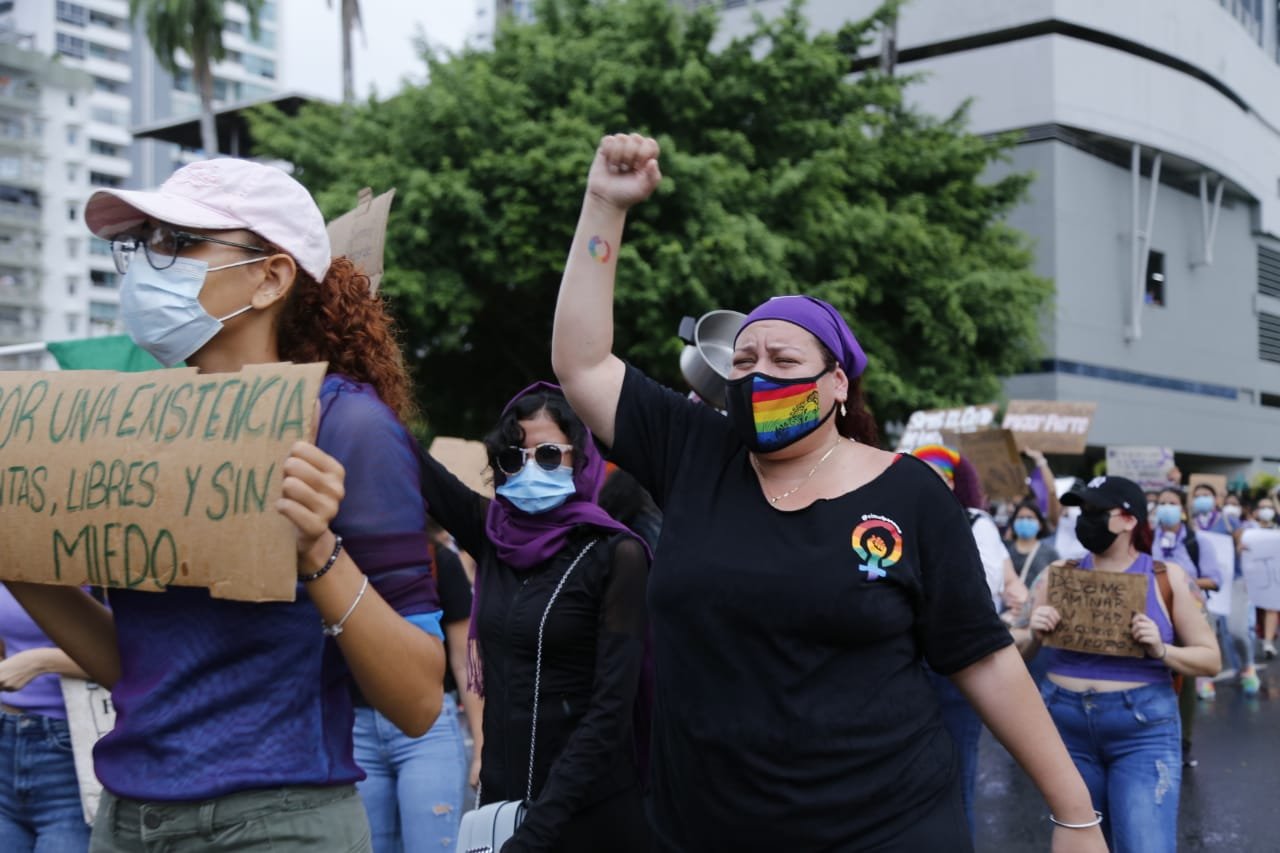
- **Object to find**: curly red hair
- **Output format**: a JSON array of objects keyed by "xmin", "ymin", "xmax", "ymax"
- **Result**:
[{"xmin": 276, "ymin": 255, "xmax": 416, "ymax": 423}]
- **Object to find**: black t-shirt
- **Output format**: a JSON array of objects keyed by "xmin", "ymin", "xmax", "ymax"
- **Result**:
[
  {"xmin": 610, "ymin": 364, "xmax": 1012, "ymax": 850},
  {"xmin": 430, "ymin": 541, "xmax": 472, "ymax": 693}
]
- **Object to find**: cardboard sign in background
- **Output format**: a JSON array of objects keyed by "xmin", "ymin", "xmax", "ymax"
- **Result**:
[
  {"xmin": 428, "ymin": 436, "xmax": 493, "ymax": 499},
  {"xmin": 326, "ymin": 187, "xmax": 396, "ymax": 295},
  {"xmin": 1106, "ymin": 446, "xmax": 1177, "ymax": 491},
  {"xmin": 0, "ymin": 362, "xmax": 326, "ymax": 602},
  {"xmin": 1242, "ymin": 529, "xmax": 1280, "ymax": 611},
  {"xmin": 1043, "ymin": 564, "xmax": 1148, "ymax": 657},
  {"xmin": 896, "ymin": 404, "xmax": 997, "ymax": 452},
  {"xmin": 943, "ymin": 427, "xmax": 1027, "ymax": 502},
  {"xmin": 1002, "ymin": 400, "xmax": 1097, "ymax": 454}
]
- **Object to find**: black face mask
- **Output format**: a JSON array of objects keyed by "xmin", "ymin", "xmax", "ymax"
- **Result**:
[{"xmin": 1075, "ymin": 510, "xmax": 1119, "ymax": 555}]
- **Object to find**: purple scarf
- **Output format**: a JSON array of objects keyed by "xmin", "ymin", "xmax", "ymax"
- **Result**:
[
  {"xmin": 738, "ymin": 295, "xmax": 868, "ymax": 378},
  {"xmin": 468, "ymin": 381, "xmax": 649, "ymax": 695}
]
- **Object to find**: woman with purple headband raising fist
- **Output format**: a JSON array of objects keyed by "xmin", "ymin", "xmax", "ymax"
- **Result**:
[{"xmin": 550, "ymin": 133, "xmax": 1106, "ymax": 852}]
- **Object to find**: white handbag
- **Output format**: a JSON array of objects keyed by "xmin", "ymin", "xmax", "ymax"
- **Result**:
[{"xmin": 455, "ymin": 541, "xmax": 597, "ymax": 853}]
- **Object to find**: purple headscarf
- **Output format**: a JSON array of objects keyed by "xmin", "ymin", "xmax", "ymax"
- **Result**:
[
  {"xmin": 737, "ymin": 295, "xmax": 868, "ymax": 378},
  {"xmin": 469, "ymin": 381, "xmax": 650, "ymax": 695}
]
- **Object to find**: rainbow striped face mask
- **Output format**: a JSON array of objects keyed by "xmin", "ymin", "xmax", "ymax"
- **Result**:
[{"xmin": 725, "ymin": 368, "xmax": 835, "ymax": 453}]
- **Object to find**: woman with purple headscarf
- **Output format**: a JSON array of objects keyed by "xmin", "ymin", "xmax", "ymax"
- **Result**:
[
  {"xmin": 550, "ymin": 133, "xmax": 1105, "ymax": 852},
  {"xmin": 416, "ymin": 383, "xmax": 651, "ymax": 853}
]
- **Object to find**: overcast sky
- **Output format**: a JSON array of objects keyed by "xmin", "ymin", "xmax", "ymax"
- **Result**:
[{"xmin": 280, "ymin": 0, "xmax": 481, "ymax": 102}]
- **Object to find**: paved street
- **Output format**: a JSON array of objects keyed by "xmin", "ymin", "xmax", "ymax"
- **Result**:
[{"xmin": 976, "ymin": 662, "xmax": 1280, "ymax": 851}]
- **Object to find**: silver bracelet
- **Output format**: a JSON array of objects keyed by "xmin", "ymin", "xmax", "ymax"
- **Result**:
[
  {"xmin": 322, "ymin": 575, "xmax": 369, "ymax": 638},
  {"xmin": 1049, "ymin": 810, "xmax": 1103, "ymax": 829}
]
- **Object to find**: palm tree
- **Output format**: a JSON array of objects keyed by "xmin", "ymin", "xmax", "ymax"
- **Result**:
[
  {"xmin": 326, "ymin": 0, "xmax": 363, "ymax": 103},
  {"xmin": 129, "ymin": 0, "xmax": 265, "ymax": 156}
]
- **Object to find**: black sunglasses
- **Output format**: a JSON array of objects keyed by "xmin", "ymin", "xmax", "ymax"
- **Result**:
[
  {"xmin": 495, "ymin": 443, "xmax": 574, "ymax": 476},
  {"xmin": 111, "ymin": 224, "xmax": 266, "ymax": 274}
]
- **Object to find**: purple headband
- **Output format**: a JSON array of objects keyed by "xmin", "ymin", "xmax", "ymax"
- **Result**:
[{"xmin": 736, "ymin": 295, "xmax": 868, "ymax": 378}]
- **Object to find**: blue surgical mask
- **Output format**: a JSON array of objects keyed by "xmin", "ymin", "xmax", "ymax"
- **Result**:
[
  {"xmin": 120, "ymin": 252, "xmax": 264, "ymax": 367},
  {"xmin": 1192, "ymin": 496, "xmax": 1215, "ymax": 515},
  {"xmin": 496, "ymin": 463, "xmax": 576, "ymax": 514},
  {"xmin": 1155, "ymin": 504, "xmax": 1183, "ymax": 528},
  {"xmin": 1013, "ymin": 518, "xmax": 1040, "ymax": 541}
]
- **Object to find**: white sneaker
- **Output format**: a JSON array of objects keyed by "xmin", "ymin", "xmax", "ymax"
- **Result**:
[{"xmin": 1265, "ymin": 640, "xmax": 1278, "ymax": 660}]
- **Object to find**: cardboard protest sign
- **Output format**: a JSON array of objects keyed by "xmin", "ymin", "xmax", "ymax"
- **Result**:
[
  {"xmin": 429, "ymin": 436, "xmax": 493, "ymax": 499},
  {"xmin": 0, "ymin": 362, "xmax": 326, "ymax": 602},
  {"xmin": 1001, "ymin": 401, "xmax": 1096, "ymax": 454},
  {"xmin": 896, "ymin": 404, "xmax": 997, "ymax": 452},
  {"xmin": 59, "ymin": 677, "xmax": 115, "ymax": 824},
  {"xmin": 1043, "ymin": 564, "xmax": 1148, "ymax": 657},
  {"xmin": 1187, "ymin": 473, "xmax": 1229, "ymax": 511},
  {"xmin": 1198, "ymin": 530, "xmax": 1236, "ymax": 618},
  {"xmin": 943, "ymin": 427, "xmax": 1027, "ymax": 502},
  {"xmin": 326, "ymin": 187, "xmax": 396, "ymax": 294},
  {"xmin": 1241, "ymin": 528, "xmax": 1280, "ymax": 611},
  {"xmin": 1105, "ymin": 446, "xmax": 1176, "ymax": 491}
]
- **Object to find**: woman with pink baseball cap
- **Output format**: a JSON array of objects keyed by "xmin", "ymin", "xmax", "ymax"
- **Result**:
[
  {"xmin": 549, "ymin": 134, "xmax": 1105, "ymax": 852},
  {"xmin": 6, "ymin": 158, "xmax": 446, "ymax": 851}
]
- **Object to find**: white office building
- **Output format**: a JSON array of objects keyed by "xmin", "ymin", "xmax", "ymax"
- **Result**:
[
  {"xmin": 1, "ymin": 0, "xmax": 283, "ymax": 360},
  {"xmin": 711, "ymin": 0, "xmax": 1280, "ymax": 477}
]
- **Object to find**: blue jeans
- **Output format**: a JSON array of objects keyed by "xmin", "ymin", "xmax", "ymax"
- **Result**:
[
  {"xmin": 925, "ymin": 670, "xmax": 979, "ymax": 839},
  {"xmin": 353, "ymin": 701, "xmax": 466, "ymax": 853},
  {"xmin": 1042, "ymin": 681, "xmax": 1181, "ymax": 853},
  {"xmin": 0, "ymin": 711, "xmax": 91, "ymax": 853}
]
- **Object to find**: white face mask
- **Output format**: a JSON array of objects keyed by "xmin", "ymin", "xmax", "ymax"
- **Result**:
[
  {"xmin": 1223, "ymin": 505, "xmax": 1242, "ymax": 519},
  {"xmin": 120, "ymin": 253, "xmax": 265, "ymax": 367},
  {"xmin": 1258, "ymin": 507, "xmax": 1277, "ymax": 524}
]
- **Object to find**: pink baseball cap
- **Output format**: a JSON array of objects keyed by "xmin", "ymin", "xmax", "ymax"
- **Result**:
[{"xmin": 84, "ymin": 158, "xmax": 331, "ymax": 281}]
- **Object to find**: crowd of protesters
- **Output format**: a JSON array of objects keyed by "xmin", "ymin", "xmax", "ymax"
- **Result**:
[{"xmin": 1, "ymin": 135, "xmax": 1277, "ymax": 853}]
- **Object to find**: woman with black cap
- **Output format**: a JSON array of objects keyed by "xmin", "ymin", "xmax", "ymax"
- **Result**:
[
  {"xmin": 550, "ymin": 133, "xmax": 1104, "ymax": 852},
  {"xmin": 1018, "ymin": 475, "xmax": 1220, "ymax": 852}
]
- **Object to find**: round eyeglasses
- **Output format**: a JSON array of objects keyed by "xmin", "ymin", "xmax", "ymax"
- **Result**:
[
  {"xmin": 495, "ymin": 443, "xmax": 574, "ymax": 476},
  {"xmin": 111, "ymin": 225, "xmax": 266, "ymax": 274}
]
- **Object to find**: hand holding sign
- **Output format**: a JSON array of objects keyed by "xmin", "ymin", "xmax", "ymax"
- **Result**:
[
  {"xmin": 1042, "ymin": 564, "xmax": 1149, "ymax": 657},
  {"xmin": 277, "ymin": 441, "xmax": 347, "ymax": 572}
]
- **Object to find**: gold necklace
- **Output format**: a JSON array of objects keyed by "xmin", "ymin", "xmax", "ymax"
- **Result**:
[{"xmin": 752, "ymin": 437, "xmax": 846, "ymax": 505}]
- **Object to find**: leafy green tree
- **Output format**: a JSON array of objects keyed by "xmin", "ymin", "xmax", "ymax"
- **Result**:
[
  {"xmin": 251, "ymin": 0, "xmax": 1051, "ymax": 439},
  {"xmin": 130, "ymin": 0, "xmax": 265, "ymax": 155}
]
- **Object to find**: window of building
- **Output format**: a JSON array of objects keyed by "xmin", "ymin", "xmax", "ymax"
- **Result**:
[
  {"xmin": 88, "ymin": 42, "xmax": 129, "ymax": 64},
  {"xmin": 66, "ymin": 163, "xmax": 78, "ymax": 182},
  {"xmin": 89, "ymin": 171, "xmax": 123, "ymax": 188},
  {"xmin": 67, "ymin": 202, "xmax": 78, "ymax": 222},
  {"xmin": 1260, "ymin": 245, "xmax": 1280, "ymax": 298},
  {"xmin": 241, "ymin": 54, "xmax": 276, "ymax": 79},
  {"xmin": 56, "ymin": 32, "xmax": 87, "ymax": 60},
  {"xmin": 66, "ymin": 125, "xmax": 79, "ymax": 146},
  {"xmin": 90, "ymin": 106, "xmax": 126, "ymax": 126},
  {"xmin": 66, "ymin": 312, "xmax": 80, "ymax": 335},
  {"xmin": 66, "ymin": 275, "xmax": 78, "ymax": 295},
  {"xmin": 89, "ymin": 301, "xmax": 117, "ymax": 323},
  {"xmin": 260, "ymin": 1, "xmax": 277, "ymax": 24},
  {"xmin": 90, "ymin": 270, "xmax": 119, "ymax": 289},
  {"xmin": 66, "ymin": 237, "xmax": 79, "ymax": 259},
  {"xmin": 1261, "ymin": 312, "xmax": 1280, "ymax": 364},
  {"xmin": 1144, "ymin": 250, "xmax": 1165, "ymax": 307},
  {"xmin": 0, "ymin": 156, "xmax": 21, "ymax": 180},
  {"xmin": 88, "ymin": 238, "xmax": 112, "ymax": 256},
  {"xmin": 67, "ymin": 93, "xmax": 76, "ymax": 108},
  {"xmin": 89, "ymin": 139, "xmax": 123, "ymax": 158},
  {"xmin": 89, "ymin": 10, "xmax": 125, "ymax": 31},
  {"xmin": 93, "ymin": 76, "xmax": 127, "ymax": 96},
  {"xmin": 225, "ymin": 20, "xmax": 244, "ymax": 35},
  {"xmin": 247, "ymin": 28, "xmax": 276, "ymax": 50},
  {"xmin": 56, "ymin": 2, "xmax": 87, "ymax": 27},
  {"xmin": 0, "ymin": 116, "xmax": 23, "ymax": 140}
]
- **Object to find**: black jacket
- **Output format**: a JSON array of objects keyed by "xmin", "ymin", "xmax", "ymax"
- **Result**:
[{"xmin": 418, "ymin": 452, "xmax": 648, "ymax": 852}]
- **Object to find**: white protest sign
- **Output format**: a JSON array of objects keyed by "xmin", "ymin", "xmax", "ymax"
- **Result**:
[
  {"xmin": 1106, "ymin": 446, "xmax": 1176, "ymax": 491},
  {"xmin": 1242, "ymin": 528, "xmax": 1280, "ymax": 611},
  {"xmin": 1198, "ymin": 530, "xmax": 1235, "ymax": 618},
  {"xmin": 60, "ymin": 677, "xmax": 116, "ymax": 825},
  {"xmin": 896, "ymin": 404, "xmax": 997, "ymax": 452}
]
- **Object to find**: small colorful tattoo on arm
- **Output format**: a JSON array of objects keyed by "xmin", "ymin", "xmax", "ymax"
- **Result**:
[{"xmin": 586, "ymin": 236, "xmax": 612, "ymax": 263}]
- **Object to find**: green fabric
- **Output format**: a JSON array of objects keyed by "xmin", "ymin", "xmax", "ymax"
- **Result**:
[{"xmin": 46, "ymin": 336, "xmax": 172, "ymax": 372}]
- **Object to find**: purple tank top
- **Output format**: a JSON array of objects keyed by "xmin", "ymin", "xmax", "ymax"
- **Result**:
[{"xmin": 1043, "ymin": 552, "xmax": 1175, "ymax": 685}]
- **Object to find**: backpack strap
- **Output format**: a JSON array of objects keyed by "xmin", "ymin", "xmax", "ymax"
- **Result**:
[{"xmin": 1152, "ymin": 560, "xmax": 1174, "ymax": 618}]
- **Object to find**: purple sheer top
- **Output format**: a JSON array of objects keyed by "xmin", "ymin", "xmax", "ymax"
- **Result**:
[
  {"xmin": 94, "ymin": 374, "xmax": 440, "ymax": 801},
  {"xmin": 0, "ymin": 587, "xmax": 69, "ymax": 719},
  {"xmin": 1044, "ymin": 552, "xmax": 1174, "ymax": 685}
]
